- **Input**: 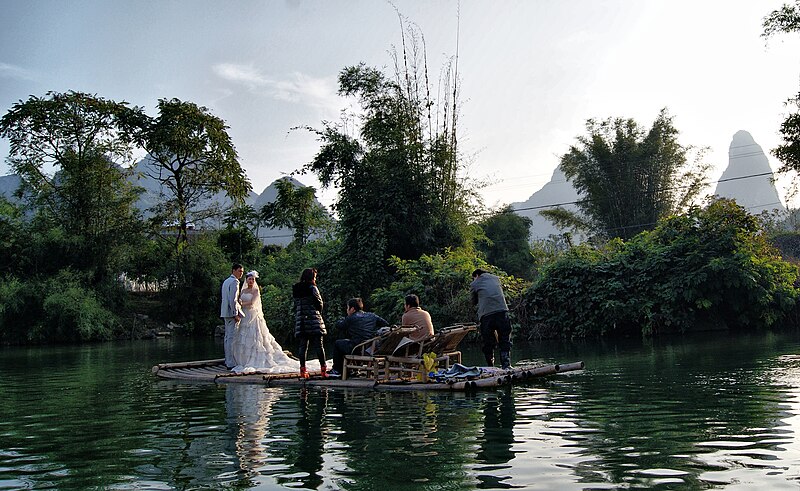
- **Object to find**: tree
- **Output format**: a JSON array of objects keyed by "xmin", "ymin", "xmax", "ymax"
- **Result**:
[
  {"xmin": 223, "ymin": 203, "xmax": 261, "ymax": 238},
  {"xmin": 142, "ymin": 98, "xmax": 251, "ymax": 249},
  {"xmin": 259, "ymin": 177, "xmax": 330, "ymax": 247},
  {"xmin": 477, "ymin": 206, "xmax": 534, "ymax": 279},
  {"xmin": 763, "ymin": 2, "xmax": 800, "ymax": 177},
  {"xmin": 370, "ymin": 247, "xmax": 528, "ymax": 329},
  {"xmin": 217, "ymin": 226, "xmax": 260, "ymax": 264},
  {"xmin": 546, "ymin": 109, "xmax": 708, "ymax": 241},
  {"xmin": 0, "ymin": 197, "xmax": 23, "ymax": 276},
  {"xmin": 303, "ymin": 22, "xmax": 474, "ymax": 294},
  {"xmin": 525, "ymin": 198, "xmax": 798, "ymax": 338},
  {"xmin": 773, "ymin": 95, "xmax": 800, "ymax": 176},
  {"xmin": 0, "ymin": 91, "xmax": 145, "ymax": 284},
  {"xmin": 762, "ymin": 1, "xmax": 800, "ymax": 37}
]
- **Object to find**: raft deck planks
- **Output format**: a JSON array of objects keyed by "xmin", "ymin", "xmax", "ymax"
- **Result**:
[{"xmin": 152, "ymin": 359, "xmax": 584, "ymax": 391}]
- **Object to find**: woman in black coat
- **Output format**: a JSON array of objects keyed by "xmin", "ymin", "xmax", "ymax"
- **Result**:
[{"xmin": 292, "ymin": 267, "xmax": 327, "ymax": 378}]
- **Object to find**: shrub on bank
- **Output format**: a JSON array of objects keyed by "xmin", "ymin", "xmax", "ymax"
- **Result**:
[
  {"xmin": 167, "ymin": 237, "xmax": 230, "ymax": 333},
  {"xmin": 0, "ymin": 272, "xmax": 117, "ymax": 343},
  {"xmin": 0, "ymin": 276, "xmax": 41, "ymax": 344},
  {"xmin": 40, "ymin": 279, "xmax": 116, "ymax": 342},
  {"xmin": 370, "ymin": 247, "xmax": 528, "ymax": 329},
  {"xmin": 522, "ymin": 199, "xmax": 799, "ymax": 338}
]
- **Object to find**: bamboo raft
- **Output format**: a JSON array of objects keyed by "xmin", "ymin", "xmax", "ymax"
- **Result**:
[{"xmin": 152, "ymin": 359, "xmax": 585, "ymax": 391}]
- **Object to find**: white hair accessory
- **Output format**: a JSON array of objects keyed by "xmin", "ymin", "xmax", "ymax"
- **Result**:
[{"xmin": 246, "ymin": 270, "xmax": 259, "ymax": 279}]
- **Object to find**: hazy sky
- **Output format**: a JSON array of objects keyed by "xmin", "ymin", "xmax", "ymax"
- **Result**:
[{"xmin": 1, "ymin": 0, "xmax": 799, "ymax": 209}]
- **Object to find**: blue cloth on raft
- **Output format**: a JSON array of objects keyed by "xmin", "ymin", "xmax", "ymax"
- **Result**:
[{"xmin": 428, "ymin": 363, "xmax": 483, "ymax": 382}]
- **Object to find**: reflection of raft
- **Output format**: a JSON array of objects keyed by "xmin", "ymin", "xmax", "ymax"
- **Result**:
[{"xmin": 152, "ymin": 359, "xmax": 585, "ymax": 391}]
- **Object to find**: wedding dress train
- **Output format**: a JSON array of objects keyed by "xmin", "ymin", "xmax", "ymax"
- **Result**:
[{"xmin": 230, "ymin": 291, "xmax": 324, "ymax": 374}]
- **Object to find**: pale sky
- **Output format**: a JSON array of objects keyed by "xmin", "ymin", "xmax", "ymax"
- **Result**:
[{"xmin": 1, "ymin": 0, "xmax": 799, "ymax": 210}]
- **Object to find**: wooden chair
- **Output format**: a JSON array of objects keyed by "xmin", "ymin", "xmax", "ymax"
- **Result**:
[
  {"xmin": 342, "ymin": 325, "xmax": 418, "ymax": 380},
  {"xmin": 385, "ymin": 324, "xmax": 477, "ymax": 380}
]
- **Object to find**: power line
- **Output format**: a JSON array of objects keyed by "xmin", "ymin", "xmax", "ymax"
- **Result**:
[
  {"xmin": 256, "ymin": 171, "xmax": 784, "ymax": 242},
  {"xmin": 486, "ymin": 149, "xmax": 773, "ymax": 192},
  {"xmin": 508, "ymin": 170, "xmax": 780, "ymax": 214},
  {"xmin": 480, "ymin": 199, "xmax": 788, "ymax": 246}
]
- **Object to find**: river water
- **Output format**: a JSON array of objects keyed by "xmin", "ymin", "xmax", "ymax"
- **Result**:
[{"xmin": 2, "ymin": 330, "xmax": 800, "ymax": 490}]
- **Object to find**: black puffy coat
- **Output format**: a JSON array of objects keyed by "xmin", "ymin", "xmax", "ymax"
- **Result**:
[{"xmin": 292, "ymin": 282, "xmax": 327, "ymax": 337}]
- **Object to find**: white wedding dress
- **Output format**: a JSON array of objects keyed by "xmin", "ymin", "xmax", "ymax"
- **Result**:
[{"xmin": 230, "ymin": 289, "xmax": 323, "ymax": 374}]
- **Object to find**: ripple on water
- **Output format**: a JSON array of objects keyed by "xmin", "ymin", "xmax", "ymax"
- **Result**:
[{"xmin": 6, "ymin": 336, "xmax": 800, "ymax": 489}]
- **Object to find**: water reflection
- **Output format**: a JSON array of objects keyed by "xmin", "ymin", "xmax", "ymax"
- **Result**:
[
  {"xmin": 294, "ymin": 388, "xmax": 328, "ymax": 488},
  {"xmin": 224, "ymin": 384, "xmax": 281, "ymax": 487},
  {"xmin": 475, "ymin": 390, "xmax": 517, "ymax": 489},
  {"xmin": 4, "ymin": 333, "xmax": 800, "ymax": 489},
  {"xmin": 215, "ymin": 341, "xmax": 800, "ymax": 490},
  {"xmin": 221, "ymin": 384, "xmax": 525, "ymax": 490},
  {"xmin": 527, "ymin": 333, "xmax": 800, "ymax": 488}
]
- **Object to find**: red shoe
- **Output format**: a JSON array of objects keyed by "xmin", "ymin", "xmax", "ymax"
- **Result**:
[
  {"xmin": 320, "ymin": 365, "xmax": 329, "ymax": 379},
  {"xmin": 299, "ymin": 367, "xmax": 309, "ymax": 379}
]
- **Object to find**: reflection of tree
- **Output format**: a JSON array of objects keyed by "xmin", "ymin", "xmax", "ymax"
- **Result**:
[
  {"xmin": 318, "ymin": 390, "xmax": 485, "ymax": 490},
  {"xmin": 250, "ymin": 387, "xmax": 328, "ymax": 489},
  {"xmin": 475, "ymin": 389, "xmax": 517, "ymax": 489}
]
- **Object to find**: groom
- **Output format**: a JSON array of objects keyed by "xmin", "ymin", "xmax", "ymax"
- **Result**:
[{"xmin": 220, "ymin": 263, "xmax": 245, "ymax": 368}]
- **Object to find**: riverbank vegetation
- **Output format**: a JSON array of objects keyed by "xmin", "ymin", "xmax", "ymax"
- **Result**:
[{"xmin": 2, "ymin": 6, "xmax": 800, "ymax": 345}]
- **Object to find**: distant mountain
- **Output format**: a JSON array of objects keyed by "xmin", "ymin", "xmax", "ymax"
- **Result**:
[
  {"xmin": 511, "ymin": 165, "xmax": 583, "ymax": 241},
  {"xmin": 512, "ymin": 130, "xmax": 786, "ymax": 242},
  {"xmin": 130, "ymin": 158, "xmax": 321, "ymax": 246},
  {"xmin": 130, "ymin": 156, "xmax": 259, "ymax": 225},
  {"xmin": 249, "ymin": 176, "xmax": 317, "ymax": 246},
  {"xmin": 713, "ymin": 130, "xmax": 784, "ymax": 214},
  {"xmin": 0, "ymin": 174, "xmax": 21, "ymax": 202},
  {"xmin": 0, "ymin": 158, "xmax": 323, "ymax": 246}
]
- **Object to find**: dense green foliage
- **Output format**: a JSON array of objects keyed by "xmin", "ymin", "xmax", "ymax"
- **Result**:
[
  {"xmin": 770, "ymin": 232, "xmax": 800, "ymax": 262},
  {"xmin": 259, "ymin": 177, "xmax": 330, "ymax": 247},
  {"xmin": 524, "ymin": 199, "xmax": 799, "ymax": 338},
  {"xmin": 0, "ymin": 91, "xmax": 145, "ymax": 285},
  {"xmin": 217, "ymin": 226, "xmax": 260, "ymax": 264},
  {"xmin": 0, "ymin": 92, "xmax": 147, "ymax": 343},
  {"xmin": 370, "ymin": 248, "xmax": 527, "ymax": 330},
  {"xmin": 546, "ymin": 109, "xmax": 709, "ymax": 240},
  {"xmin": 773, "ymin": 94, "xmax": 800, "ymax": 175},
  {"xmin": 168, "ymin": 237, "xmax": 230, "ymax": 330},
  {"xmin": 0, "ymin": 271, "xmax": 117, "ymax": 343},
  {"xmin": 477, "ymin": 207, "xmax": 534, "ymax": 279},
  {"xmin": 141, "ymin": 98, "xmax": 252, "ymax": 249},
  {"xmin": 762, "ymin": 1, "xmax": 800, "ymax": 38},
  {"xmin": 763, "ymin": 2, "xmax": 800, "ymax": 178},
  {"xmin": 0, "ymin": 92, "xmax": 250, "ymax": 342},
  {"xmin": 303, "ymin": 32, "xmax": 474, "ymax": 297},
  {"xmin": 4, "ymin": 20, "xmax": 800, "ymax": 345}
]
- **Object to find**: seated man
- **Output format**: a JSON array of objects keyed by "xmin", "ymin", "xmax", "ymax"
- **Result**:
[
  {"xmin": 401, "ymin": 294, "xmax": 434, "ymax": 342},
  {"xmin": 329, "ymin": 297, "xmax": 389, "ymax": 377}
]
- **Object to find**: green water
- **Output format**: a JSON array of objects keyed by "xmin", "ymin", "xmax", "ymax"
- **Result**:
[{"xmin": 2, "ymin": 331, "xmax": 800, "ymax": 490}]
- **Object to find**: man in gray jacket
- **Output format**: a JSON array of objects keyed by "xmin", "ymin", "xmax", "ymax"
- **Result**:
[{"xmin": 470, "ymin": 268, "xmax": 512, "ymax": 369}]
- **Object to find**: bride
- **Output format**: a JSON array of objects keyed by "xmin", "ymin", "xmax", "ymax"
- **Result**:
[{"xmin": 230, "ymin": 271, "xmax": 324, "ymax": 374}]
